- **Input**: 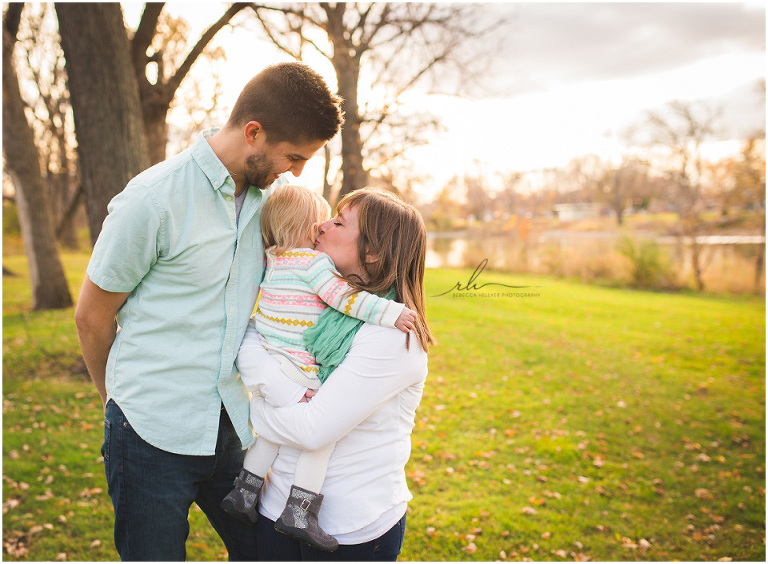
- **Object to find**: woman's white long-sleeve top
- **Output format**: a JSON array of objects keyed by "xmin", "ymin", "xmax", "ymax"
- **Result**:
[{"xmin": 243, "ymin": 322, "xmax": 428, "ymax": 542}]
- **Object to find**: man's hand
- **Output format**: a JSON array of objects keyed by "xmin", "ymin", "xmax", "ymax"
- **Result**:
[
  {"xmin": 74, "ymin": 276, "xmax": 131, "ymax": 411},
  {"xmin": 394, "ymin": 307, "xmax": 417, "ymax": 333}
]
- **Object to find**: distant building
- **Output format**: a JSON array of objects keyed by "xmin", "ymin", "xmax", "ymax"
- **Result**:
[{"xmin": 552, "ymin": 203, "xmax": 608, "ymax": 221}]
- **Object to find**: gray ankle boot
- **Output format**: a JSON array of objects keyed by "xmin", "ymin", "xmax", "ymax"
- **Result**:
[
  {"xmin": 220, "ymin": 469, "xmax": 264, "ymax": 525},
  {"xmin": 274, "ymin": 485, "xmax": 339, "ymax": 552}
]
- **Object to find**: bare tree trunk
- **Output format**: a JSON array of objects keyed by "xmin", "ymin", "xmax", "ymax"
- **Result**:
[
  {"xmin": 326, "ymin": 6, "xmax": 367, "ymax": 200},
  {"xmin": 322, "ymin": 144, "xmax": 333, "ymax": 204},
  {"xmin": 612, "ymin": 174, "xmax": 624, "ymax": 226},
  {"xmin": 334, "ymin": 56, "xmax": 368, "ymax": 199},
  {"xmin": 56, "ymin": 3, "xmax": 149, "ymax": 245},
  {"xmin": 681, "ymin": 214, "xmax": 705, "ymax": 291},
  {"xmin": 55, "ymin": 184, "xmax": 84, "ymax": 246},
  {"xmin": 48, "ymin": 173, "xmax": 79, "ymax": 249},
  {"xmin": 3, "ymin": 8, "xmax": 73, "ymax": 310},
  {"xmin": 756, "ymin": 214, "xmax": 765, "ymax": 295},
  {"xmin": 143, "ymin": 102, "xmax": 171, "ymax": 165}
]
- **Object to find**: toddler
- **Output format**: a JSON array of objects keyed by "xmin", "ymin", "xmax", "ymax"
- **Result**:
[{"xmin": 221, "ymin": 184, "xmax": 416, "ymax": 552}]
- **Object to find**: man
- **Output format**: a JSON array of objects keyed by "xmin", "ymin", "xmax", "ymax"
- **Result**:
[{"xmin": 74, "ymin": 62, "xmax": 344, "ymax": 561}]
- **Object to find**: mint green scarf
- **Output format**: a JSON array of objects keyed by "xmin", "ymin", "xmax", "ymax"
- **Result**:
[{"xmin": 304, "ymin": 287, "xmax": 396, "ymax": 384}]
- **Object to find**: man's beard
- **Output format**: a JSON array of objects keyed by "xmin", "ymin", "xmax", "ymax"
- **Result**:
[{"xmin": 244, "ymin": 151, "xmax": 276, "ymax": 190}]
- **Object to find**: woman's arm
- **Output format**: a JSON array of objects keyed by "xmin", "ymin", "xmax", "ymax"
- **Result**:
[
  {"xmin": 249, "ymin": 325, "xmax": 427, "ymax": 451},
  {"xmin": 237, "ymin": 320, "xmax": 307, "ymax": 406}
]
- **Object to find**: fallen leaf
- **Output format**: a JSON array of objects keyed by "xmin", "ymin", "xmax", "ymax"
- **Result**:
[
  {"xmin": 695, "ymin": 488, "xmax": 714, "ymax": 500},
  {"xmin": 461, "ymin": 542, "xmax": 477, "ymax": 554},
  {"xmin": 521, "ymin": 507, "xmax": 537, "ymax": 515},
  {"xmin": 593, "ymin": 456, "xmax": 605, "ymax": 468},
  {"xmin": 621, "ymin": 537, "xmax": 637, "ymax": 549}
]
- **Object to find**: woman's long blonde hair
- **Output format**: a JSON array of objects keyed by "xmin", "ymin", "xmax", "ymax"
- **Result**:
[{"xmin": 336, "ymin": 188, "xmax": 436, "ymax": 352}]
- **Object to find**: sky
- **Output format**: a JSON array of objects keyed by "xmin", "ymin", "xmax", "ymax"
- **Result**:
[{"xmin": 124, "ymin": 1, "xmax": 766, "ymax": 200}]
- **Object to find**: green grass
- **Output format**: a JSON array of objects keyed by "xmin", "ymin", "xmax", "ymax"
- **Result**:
[{"xmin": 3, "ymin": 254, "xmax": 765, "ymax": 561}]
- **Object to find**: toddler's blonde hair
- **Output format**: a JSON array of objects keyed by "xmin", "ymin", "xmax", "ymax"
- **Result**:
[{"xmin": 261, "ymin": 185, "xmax": 331, "ymax": 253}]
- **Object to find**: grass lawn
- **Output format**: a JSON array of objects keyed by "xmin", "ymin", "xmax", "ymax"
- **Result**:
[{"xmin": 2, "ymin": 253, "xmax": 765, "ymax": 561}]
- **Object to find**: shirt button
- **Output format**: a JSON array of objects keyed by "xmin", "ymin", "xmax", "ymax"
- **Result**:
[{"xmin": 226, "ymin": 346, "xmax": 231, "ymax": 351}]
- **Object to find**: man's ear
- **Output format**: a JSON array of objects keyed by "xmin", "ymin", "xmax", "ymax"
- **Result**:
[{"xmin": 244, "ymin": 121, "xmax": 263, "ymax": 145}]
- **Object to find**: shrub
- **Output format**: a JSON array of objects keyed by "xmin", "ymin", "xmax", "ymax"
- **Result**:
[{"xmin": 617, "ymin": 236, "xmax": 676, "ymax": 289}]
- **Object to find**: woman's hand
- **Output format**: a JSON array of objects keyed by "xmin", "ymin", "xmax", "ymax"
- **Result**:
[
  {"xmin": 394, "ymin": 307, "xmax": 417, "ymax": 333},
  {"xmin": 299, "ymin": 389, "xmax": 317, "ymax": 403}
]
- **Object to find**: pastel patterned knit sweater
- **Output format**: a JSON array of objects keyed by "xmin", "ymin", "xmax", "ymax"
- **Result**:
[{"xmin": 254, "ymin": 247, "xmax": 405, "ymax": 388}]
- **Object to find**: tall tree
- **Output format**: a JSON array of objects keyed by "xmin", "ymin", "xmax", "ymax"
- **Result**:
[
  {"xmin": 250, "ymin": 2, "xmax": 495, "ymax": 201},
  {"xmin": 3, "ymin": 3, "xmax": 72, "ymax": 309},
  {"xmin": 14, "ymin": 4, "xmax": 82, "ymax": 248},
  {"xmin": 644, "ymin": 100, "xmax": 720, "ymax": 291},
  {"xmin": 600, "ymin": 158, "xmax": 651, "ymax": 226},
  {"xmin": 56, "ymin": 3, "xmax": 150, "ymax": 245},
  {"xmin": 130, "ymin": 3, "xmax": 249, "ymax": 164}
]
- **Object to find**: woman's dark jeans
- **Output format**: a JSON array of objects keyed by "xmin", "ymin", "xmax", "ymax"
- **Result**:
[
  {"xmin": 102, "ymin": 400, "xmax": 259, "ymax": 561},
  {"xmin": 255, "ymin": 513, "xmax": 407, "ymax": 561}
]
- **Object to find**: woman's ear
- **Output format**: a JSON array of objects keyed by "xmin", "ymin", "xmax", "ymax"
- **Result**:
[{"xmin": 364, "ymin": 249, "xmax": 379, "ymax": 264}]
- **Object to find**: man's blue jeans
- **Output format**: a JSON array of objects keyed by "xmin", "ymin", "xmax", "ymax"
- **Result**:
[{"xmin": 102, "ymin": 400, "xmax": 258, "ymax": 561}]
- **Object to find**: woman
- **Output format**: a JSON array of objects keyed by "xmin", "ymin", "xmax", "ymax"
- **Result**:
[{"xmin": 238, "ymin": 187, "xmax": 436, "ymax": 561}]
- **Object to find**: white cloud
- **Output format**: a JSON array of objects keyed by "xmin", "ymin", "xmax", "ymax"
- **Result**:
[{"xmin": 483, "ymin": 2, "xmax": 764, "ymax": 94}]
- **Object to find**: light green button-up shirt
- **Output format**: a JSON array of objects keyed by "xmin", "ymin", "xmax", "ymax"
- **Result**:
[{"xmin": 88, "ymin": 130, "xmax": 281, "ymax": 455}]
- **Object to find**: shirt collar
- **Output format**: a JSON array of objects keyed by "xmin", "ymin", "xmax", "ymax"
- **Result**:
[{"xmin": 191, "ymin": 128, "xmax": 232, "ymax": 192}]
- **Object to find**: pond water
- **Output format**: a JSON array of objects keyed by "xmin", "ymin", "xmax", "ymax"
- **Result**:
[{"xmin": 426, "ymin": 232, "xmax": 765, "ymax": 294}]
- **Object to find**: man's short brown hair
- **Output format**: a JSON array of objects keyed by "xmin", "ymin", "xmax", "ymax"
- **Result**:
[{"xmin": 227, "ymin": 62, "xmax": 344, "ymax": 144}]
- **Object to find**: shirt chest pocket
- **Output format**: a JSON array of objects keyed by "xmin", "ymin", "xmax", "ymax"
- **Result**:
[{"xmin": 158, "ymin": 229, "xmax": 235, "ymax": 287}]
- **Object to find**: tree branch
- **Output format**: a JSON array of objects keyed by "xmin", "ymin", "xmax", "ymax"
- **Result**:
[
  {"xmin": 250, "ymin": 2, "xmax": 326, "ymax": 29},
  {"xmin": 131, "ymin": 2, "xmax": 164, "ymax": 75},
  {"xmin": 357, "ymin": 3, "xmax": 390, "ymax": 50},
  {"xmin": 252, "ymin": 7, "xmax": 302, "ymax": 59},
  {"xmin": 251, "ymin": 4, "xmax": 330, "ymax": 60},
  {"xmin": 167, "ymin": 2, "xmax": 249, "ymax": 95}
]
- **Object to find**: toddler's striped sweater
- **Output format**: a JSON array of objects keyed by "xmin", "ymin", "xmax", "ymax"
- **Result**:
[{"xmin": 253, "ymin": 247, "xmax": 404, "ymax": 388}]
